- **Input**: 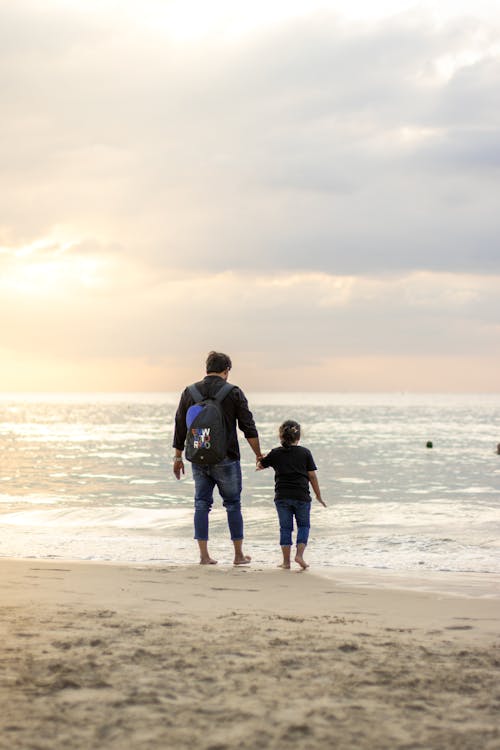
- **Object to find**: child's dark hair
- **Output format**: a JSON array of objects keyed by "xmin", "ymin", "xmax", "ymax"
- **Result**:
[{"xmin": 279, "ymin": 420, "xmax": 301, "ymax": 447}]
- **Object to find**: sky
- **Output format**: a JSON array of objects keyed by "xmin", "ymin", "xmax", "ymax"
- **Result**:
[{"xmin": 1, "ymin": 0, "xmax": 499, "ymax": 392}]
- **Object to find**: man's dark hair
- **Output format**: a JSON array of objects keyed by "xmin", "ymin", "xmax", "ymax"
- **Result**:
[{"xmin": 206, "ymin": 351, "xmax": 232, "ymax": 374}]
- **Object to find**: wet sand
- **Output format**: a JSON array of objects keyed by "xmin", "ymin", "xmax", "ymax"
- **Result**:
[{"xmin": 1, "ymin": 559, "xmax": 499, "ymax": 749}]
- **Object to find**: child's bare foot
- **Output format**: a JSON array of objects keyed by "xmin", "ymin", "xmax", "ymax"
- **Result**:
[
  {"xmin": 278, "ymin": 562, "xmax": 291, "ymax": 569},
  {"xmin": 234, "ymin": 554, "xmax": 251, "ymax": 566},
  {"xmin": 200, "ymin": 556, "xmax": 218, "ymax": 565},
  {"xmin": 294, "ymin": 554, "xmax": 309, "ymax": 570}
]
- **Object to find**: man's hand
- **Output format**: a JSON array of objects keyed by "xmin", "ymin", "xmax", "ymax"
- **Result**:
[
  {"xmin": 316, "ymin": 497, "xmax": 327, "ymax": 507},
  {"xmin": 173, "ymin": 458, "xmax": 185, "ymax": 480}
]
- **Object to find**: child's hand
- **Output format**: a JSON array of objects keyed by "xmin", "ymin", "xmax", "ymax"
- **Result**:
[{"xmin": 256, "ymin": 454, "xmax": 266, "ymax": 471}]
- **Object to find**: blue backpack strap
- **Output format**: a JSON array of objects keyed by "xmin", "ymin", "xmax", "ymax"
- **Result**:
[
  {"xmin": 214, "ymin": 382, "xmax": 235, "ymax": 403},
  {"xmin": 188, "ymin": 383, "xmax": 204, "ymax": 403}
]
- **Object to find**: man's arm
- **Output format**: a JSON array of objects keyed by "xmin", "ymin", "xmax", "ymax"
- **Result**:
[
  {"xmin": 247, "ymin": 436, "xmax": 263, "ymax": 464},
  {"xmin": 308, "ymin": 470, "xmax": 327, "ymax": 506},
  {"xmin": 234, "ymin": 388, "xmax": 262, "ymax": 464}
]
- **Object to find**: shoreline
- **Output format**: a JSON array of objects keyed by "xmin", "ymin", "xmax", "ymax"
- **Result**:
[
  {"xmin": 314, "ymin": 565, "xmax": 500, "ymax": 600},
  {"xmin": 1, "ymin": 553, "xmax": 499, "ymax": 599}
]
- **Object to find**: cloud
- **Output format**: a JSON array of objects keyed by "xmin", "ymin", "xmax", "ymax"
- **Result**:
[
  {"xmin": 0, "ymin": 2, "xmax": 498, "ymax": 391},
  {"xmin": 1, "ymin": 3, "xmax": 499, "ymax": 275},
  {"xmin": 1, "ymin": 244, "xmax": 497, "ymax": 360}
]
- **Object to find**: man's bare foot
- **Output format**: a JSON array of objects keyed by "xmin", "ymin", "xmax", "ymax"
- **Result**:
[
  {"xmin": 278, "ymin": 563, "xmax": 291, "ymax": 569},
  {"xmin": 200, "ymin": 556, "xmax": 218, "ymax": 565},
  {"xmin": 295, "ymin": 554, "xmax": 309, "ymax": 570},
  {"xmin": 233, "ymin": 555, "xmax": 251, "ymax": 565}
]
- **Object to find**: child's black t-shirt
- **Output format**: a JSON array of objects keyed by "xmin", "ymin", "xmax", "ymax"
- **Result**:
[{"xmin": 260, "ymin": 445, "xmax": 317, "ymax": 502}]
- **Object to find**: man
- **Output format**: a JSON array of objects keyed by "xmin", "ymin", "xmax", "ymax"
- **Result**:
[{"xmin": 173, "ymin": 351, "xmax": 262, "ymax": 565}]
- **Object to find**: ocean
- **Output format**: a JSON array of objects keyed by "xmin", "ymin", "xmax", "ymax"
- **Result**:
[{"xmin": 1, "ymin": 392, "xmax": 499, "ymax": 594}]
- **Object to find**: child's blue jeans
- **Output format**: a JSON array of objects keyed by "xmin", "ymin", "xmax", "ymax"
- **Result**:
[
  {"xmin": 274, "ymin": 498, "xmax": 311, "ymax": 546},
  {"xmin": 192, "ymin": 458, "xmax": 243, "ymax": 541}
]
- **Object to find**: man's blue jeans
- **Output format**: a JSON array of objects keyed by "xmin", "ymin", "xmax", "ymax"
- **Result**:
[
  {"xmin": 275, "ymin": 499, "xmax": 311, "ymax": 547},
  {"xmin": 192, "ymin": 459, "xmax": 243, "ymax": 541}
]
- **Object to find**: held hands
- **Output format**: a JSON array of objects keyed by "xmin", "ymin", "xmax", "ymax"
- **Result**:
[{"xmin": 255, "ymin": 454, "xmax": 265, "ymax": 471}]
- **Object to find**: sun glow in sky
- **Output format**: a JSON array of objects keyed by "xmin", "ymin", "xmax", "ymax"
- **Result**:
[
  {"xmin": 0, "ymin": 235, "xmax": 104, "ymax": 296},
  {"xmin": 1, "ymin": 0, "xmax": 499, "ymax": 391}
]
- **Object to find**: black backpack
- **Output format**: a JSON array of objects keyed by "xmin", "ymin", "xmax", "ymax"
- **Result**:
[{"xmin": 184, "ymin": 382, "xmax": 234, "ymax": 464}]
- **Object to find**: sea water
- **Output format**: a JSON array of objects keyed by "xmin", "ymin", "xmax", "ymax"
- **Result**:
[{"xmin": 0, "ymin": 392, "xmax": 499, "ymax": 592}]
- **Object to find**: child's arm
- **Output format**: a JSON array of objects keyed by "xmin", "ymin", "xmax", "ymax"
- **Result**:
[{"xmin": 308, "ymin": 471, "xmax": 327, "ymax": 506}]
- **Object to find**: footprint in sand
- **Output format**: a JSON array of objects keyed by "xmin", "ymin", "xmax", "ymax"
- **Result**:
[
  {"xmin": 210, "ymin": 586, "xmax": 259, "ymax": 592},
  {"xmin": 445, "ymin": 625, "xmax": 474, "ymax": 630}
]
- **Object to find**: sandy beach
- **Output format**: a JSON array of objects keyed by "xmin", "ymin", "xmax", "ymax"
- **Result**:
[{"xmin": 1, "ymin": 560, "xmax": 499, "ymax": 750}]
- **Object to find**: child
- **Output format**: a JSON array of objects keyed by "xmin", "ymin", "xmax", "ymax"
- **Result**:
[{"xmin": 257, "ymin": 420, "xmax": 326, "ymax": 569}]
